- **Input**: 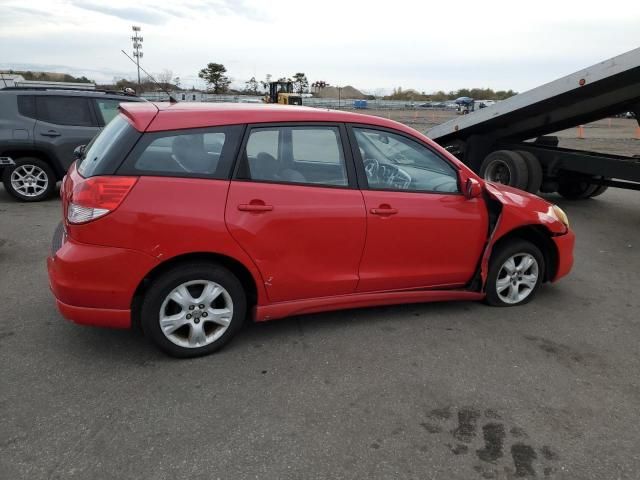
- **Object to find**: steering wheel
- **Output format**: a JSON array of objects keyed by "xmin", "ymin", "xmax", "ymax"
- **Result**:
[{"xmin": 363, "ymin": 158, "xmax": 379, "ymax": 179}]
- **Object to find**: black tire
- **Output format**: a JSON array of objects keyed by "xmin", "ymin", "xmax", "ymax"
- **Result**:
[
  {"xmin": 479, "ymin": 150, "xmax": 529, "ymax": 190},
  {"xmin": 485, "ymin": 239, "xmax": 545, "ymax": 307},
  {"xmin": 2, "ymin": 157, "xmax": 56, "ymax": 202},
  {"xmin": 557, "ymin": 180, "xmax": 597, "ymax": 199},
  {"xmin": 516, "ymin": 150, "xmax": 543, "ymax": 193},
  {"xmin": 589, "ymin": 179, "xmax": 609, "ymax": 198},
  {"xmin": 141, "ymin": 262, "xmax": 247, "ymax": 358}
]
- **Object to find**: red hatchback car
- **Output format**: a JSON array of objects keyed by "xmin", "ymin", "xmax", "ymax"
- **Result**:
[{"xmin": 48, "ymin": 102, "xmax": 574, "ymax": 357}]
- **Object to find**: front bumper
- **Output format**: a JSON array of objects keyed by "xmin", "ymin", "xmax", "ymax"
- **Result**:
[
  {"xmin": 552, "ymin": 229, "xmax": 575, "ymax": 282},
  {"xmin": 47, "ymin": 224, "xmax": 158, "ymax": 329}
]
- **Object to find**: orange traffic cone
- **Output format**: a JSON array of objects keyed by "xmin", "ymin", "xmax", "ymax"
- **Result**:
[{"xmin": 577, "ymin": 125, "xmax": 585, "ymax": 139}]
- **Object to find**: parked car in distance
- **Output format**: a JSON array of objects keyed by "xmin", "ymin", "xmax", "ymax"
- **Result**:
[
  {"xmin": 48, "ymin": 103, "xmax": 575, "ymax": 358},
  {"xmin": 0, "ymin": 87, "xmax": 145, "ymax": 202}
]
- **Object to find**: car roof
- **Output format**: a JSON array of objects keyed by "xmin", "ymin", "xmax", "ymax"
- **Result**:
[{"xmin": 119, "ymin": 101, "xmax": 423, "ymax": 137}]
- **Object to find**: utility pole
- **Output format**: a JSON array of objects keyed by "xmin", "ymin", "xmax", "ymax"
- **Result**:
[{"xmin": 131, "ymin": 26, "xmax": 143, "ymax": 87}]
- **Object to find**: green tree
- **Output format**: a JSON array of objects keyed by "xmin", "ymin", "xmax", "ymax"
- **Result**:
[{"xmin": 198, "ymin": 63, "xmax": 231, "ymax": 94}]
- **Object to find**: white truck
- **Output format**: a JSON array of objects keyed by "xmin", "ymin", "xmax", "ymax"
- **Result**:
[{"xmin": 427, "ymin": 47, "xmax": 640, "ymax": 198}]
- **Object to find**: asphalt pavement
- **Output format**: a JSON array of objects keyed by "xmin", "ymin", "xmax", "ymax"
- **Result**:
[{"xmin": 1, "ymin": 185, "xmax": 639, "ymax": 479}]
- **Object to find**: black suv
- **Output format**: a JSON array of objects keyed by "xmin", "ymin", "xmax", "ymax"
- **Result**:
[{"xmin": 0, "ymin": 87, "xmax": 145, "ymax": 201}]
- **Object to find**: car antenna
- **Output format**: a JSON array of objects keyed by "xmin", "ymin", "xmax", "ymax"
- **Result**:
[{"xmin": 120, "ymin": 49, "xmax": 177, "ymax": 103}]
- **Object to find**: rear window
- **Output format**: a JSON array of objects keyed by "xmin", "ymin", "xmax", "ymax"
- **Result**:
[
  {"xmin": 119, "ymin": 126, "xmax": 243, "ymax": 179},
  {"xmin": 77, "ymin": 115, "xmax": 141, "ymax": 178}
]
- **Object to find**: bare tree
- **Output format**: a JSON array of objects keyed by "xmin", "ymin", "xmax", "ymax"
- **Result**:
[{"xmin": 156, "ymin": 69, "xmax": 174, "ymax": 91}]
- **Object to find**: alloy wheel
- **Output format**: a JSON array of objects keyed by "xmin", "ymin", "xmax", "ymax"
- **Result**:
[
  {"xmin": 10, "ymin": 164, "xmax": 49, "ymax": 197},
  {"xmin": 495, "ymin": 253, "xmax": 539, "ymax": 304},
  {"xmin": 159, "ymin": 280, "xmax": 234, "ymax": 348}
]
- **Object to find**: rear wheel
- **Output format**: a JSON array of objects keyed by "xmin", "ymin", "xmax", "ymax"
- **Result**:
[
  {"xmin": 516, "ymin": 150, "xmax": 543, "ymax": 193},
  {"xmin": 480, "ymin": 150, "xmax": 529, "ymax": 190},
  {"xmin": 141, "ymin": 263, "xmax": 246, "ymax": 358},
  {"xmin": 2, "ymin": 157, "xmax": 56, "ymax": 202},
  {"xmin": 558, "ymin": 179, "xmax": 598, "ymax": 199},
  {"xmin": 485, "ymin": 240, "xmax": 545, "ymax": 307}
]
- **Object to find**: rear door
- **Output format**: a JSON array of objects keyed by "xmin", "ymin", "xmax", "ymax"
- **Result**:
[
  {"xmin": 33, "ymin": 95, "xmax": 100, "ymax": 173},
  {"xmin": 225, "ymin": 123, "xmax": 366, "ymax": 303}
]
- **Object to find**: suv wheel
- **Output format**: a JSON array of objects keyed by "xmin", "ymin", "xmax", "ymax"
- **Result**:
[
  {"xmin": 485, "ymin": 240, "xmax": 545, "ymax": 307},
  {"xmin": 141, "ymin": 263, "xmax": 247, "ymax": 358},
  {"xmin": 2, "ymin": 157, "xmax": 56, "ymax": 202}
]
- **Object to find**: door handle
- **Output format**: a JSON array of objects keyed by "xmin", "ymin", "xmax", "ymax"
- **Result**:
[
  {"xmin": 41, "ymin": 130, "xmax": 61, "ymax": 137},
  {"xmin": 238, "ymin": 203, "xmax": 274, "ymax": 212},
  {"xmin": 370, "ymin": 206, "xmax": 398, "ymax": 216}
]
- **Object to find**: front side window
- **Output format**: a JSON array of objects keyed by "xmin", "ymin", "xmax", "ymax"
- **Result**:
[
  {"xmin": 354, "ymin": 128, "xmax": 459, "ymax": 193},
  {"xmin": 242, "ymin": 126, "xmax": 348, "ymax": 187},
  {"xmin": 36, "ymin": 96, "xmax": 95, "ymax": 127},
  {"xmin": 120, "ymin": 125, "xmax": 242, "ymax": 179},
  {"xmin": 95, "ymin": 99, "xmax": 122, "ymax": 125}
]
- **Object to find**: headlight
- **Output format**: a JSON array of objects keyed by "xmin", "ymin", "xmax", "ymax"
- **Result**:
[{"xmin": 551, "ymin": 205, "xmax": 570, "ymax": 228}]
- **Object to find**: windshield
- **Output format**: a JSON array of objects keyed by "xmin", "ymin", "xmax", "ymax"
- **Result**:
[{"xmin": 77, "ymin": 115, "xmax": 140, "ymax": 178}]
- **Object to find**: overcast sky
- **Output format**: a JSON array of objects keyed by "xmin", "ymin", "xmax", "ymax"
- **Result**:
[{"xmin": 1, "ymin": 0, "xmax": 639, "ymax": 94}]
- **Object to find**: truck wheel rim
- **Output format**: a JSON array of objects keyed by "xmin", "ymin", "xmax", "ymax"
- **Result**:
[
  {"xmin": 496, "ymin": 253, "xmax": 539, "ymax": 304},
  {"xmin": 10, "ymin": 165, "xmax": 49, "ymax": 197},
  {"xmin": 159, "ymin": 280, "xmax": 233, "ymax": 349},
  {"xmin": 484, "ymin": 160, "xmax": 511, "ymax": 185}
]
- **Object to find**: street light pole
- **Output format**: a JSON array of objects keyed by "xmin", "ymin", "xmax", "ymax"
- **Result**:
[{"xmin": 131, "ymin": 26, "xmax": 143, "ymax": 88}]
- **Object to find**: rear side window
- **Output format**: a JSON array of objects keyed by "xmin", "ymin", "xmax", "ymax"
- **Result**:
[
  {"xmin": 36, "ymin": 96, "xmax": 96, "ymax": 126},
  {"xmin": 240, "ymin": 126, "xmax": 348, "ymax": 187},
  {"xmin": 119, "ymin": 126, "xmax": 243, "ymax": 179},
  {"xmin": 95, "ymin": 99, "xmax": 122, "ymax": 125},
  {"xmin": 17, "ymin": 95, "xmax": 36, "ymax": 119},
  {"xmin": 77, "ymin": 115, "xmax": 141, "ymax": 178}
]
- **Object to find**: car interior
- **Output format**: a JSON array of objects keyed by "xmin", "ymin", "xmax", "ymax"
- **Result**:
[
  {"xmin": 134, "ymin": 133, "xmax": 224, "ymax": 174},
  {"xmin": 245, "ymin": 127, "xmax": 348, "ymax": 186}
]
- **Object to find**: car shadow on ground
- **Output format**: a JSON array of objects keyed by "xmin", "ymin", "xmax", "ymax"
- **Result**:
[{"xmin": 52, "ymin": 300, "xmax": 483, "ymax": 364}]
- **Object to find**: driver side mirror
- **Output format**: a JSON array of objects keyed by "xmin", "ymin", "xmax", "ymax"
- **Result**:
[
  {"xmin": 464, "ymin": 177, "xmax": 483, "ymax": 199},
  {"xmin": 73, "ymin": 144, "xmax": 86, "ymax": 160}
]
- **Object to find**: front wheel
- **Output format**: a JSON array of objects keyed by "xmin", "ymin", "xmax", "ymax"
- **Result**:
[
  {"xmin": 485, "ymin": 240, "xmax": 545, "ymax": 307},
  {"xmin": 2, "ymin": 157, "xmax": 56, "ymax": 202},
  {"xmin": 141, "ymin": 263, "xmax": 246, "ymax": 358}
]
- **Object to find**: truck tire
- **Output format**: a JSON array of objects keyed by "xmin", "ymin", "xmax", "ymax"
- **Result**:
[
  {"xmin": 516, "ymin": 150, "xmax": 543, "ymax": 193},
  {"xmin": 2, "ymin": 157, "xmax": 56, "ymax": 202},
  {"xmin": 589, "ymin": 185, "xmax": 609, "ymax": 197},
  {"xmin": 557, "ymin": 180, "xmax": 598, "ymax": 199},
  {"xmin": 588, "ymin": 177, "xmax": 609, "ymax": 197},
  {"xmin": 479, "ymin": 150, "xmax": 529, "ymax": 190}
]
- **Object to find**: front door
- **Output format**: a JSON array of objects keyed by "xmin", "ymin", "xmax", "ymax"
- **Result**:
[
  {"xmin": 351, "ymin": 126, "xmax": 488, "ymax": 292},
  {"xmin": 225, "ymin": 124, "xmax": 366, "ymax": 303}
]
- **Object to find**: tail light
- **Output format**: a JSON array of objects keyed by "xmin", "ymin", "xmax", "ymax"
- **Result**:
[{"xmin": 68, "ymin": 176, "xmax": 138, "ymax": 224}]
